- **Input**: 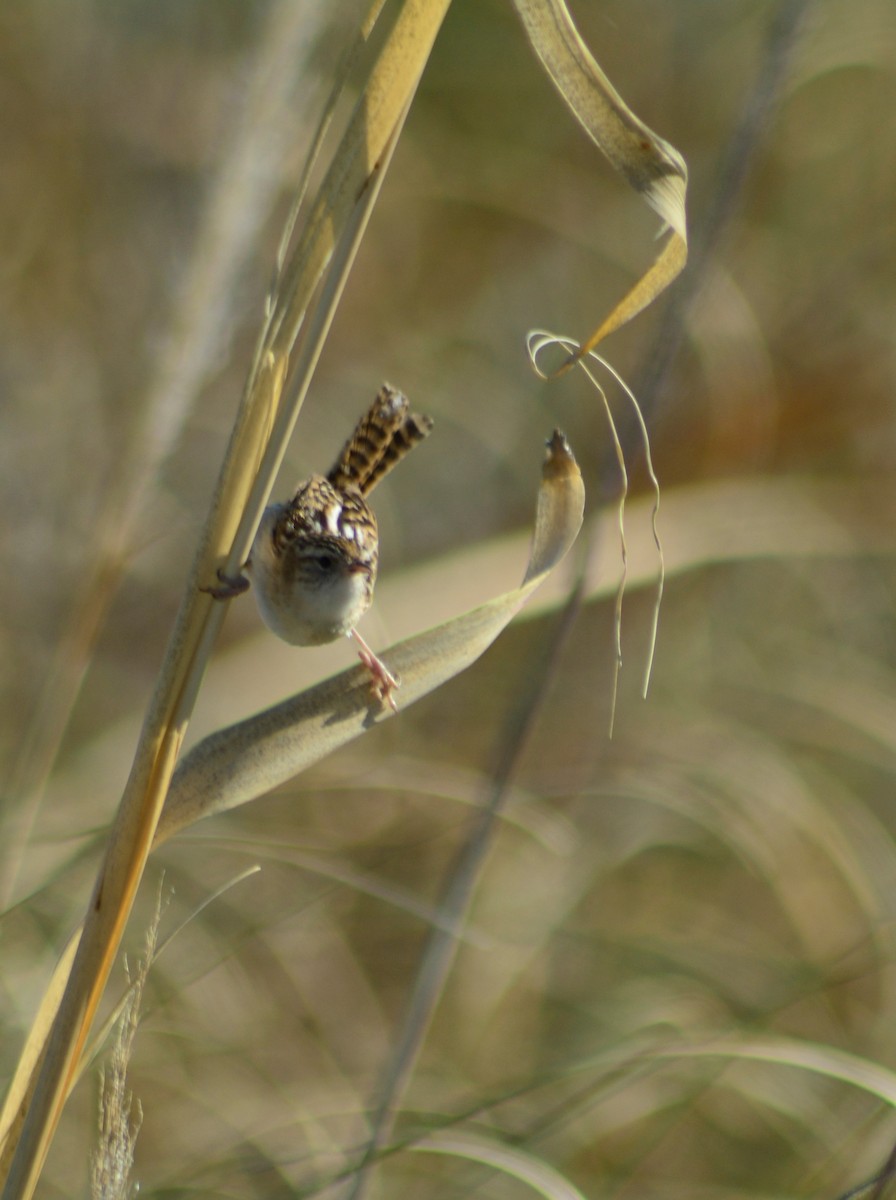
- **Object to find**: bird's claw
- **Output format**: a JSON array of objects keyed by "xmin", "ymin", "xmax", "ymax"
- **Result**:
[
  {"xmin": 351, "ymin": 630, "xmax": 400, "ymax": 712},
  {"xmin": 201, "ymin": 567, "xmax": 250, "ymax": 600}
]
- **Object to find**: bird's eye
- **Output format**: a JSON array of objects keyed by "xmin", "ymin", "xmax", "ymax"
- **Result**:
[{"xmin": 316, "ymin": 554, "xmax": 335, "ymax": 571}]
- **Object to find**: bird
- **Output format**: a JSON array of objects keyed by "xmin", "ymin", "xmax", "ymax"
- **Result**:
[{"xmin": 205, "ymin": 384, "xmax": 433, "ymax": 711}]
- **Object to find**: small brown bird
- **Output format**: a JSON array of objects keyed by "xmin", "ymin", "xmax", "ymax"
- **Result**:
[{"xmin": 207, "ymin": 384, "xmax": 433, "ymax": 710}]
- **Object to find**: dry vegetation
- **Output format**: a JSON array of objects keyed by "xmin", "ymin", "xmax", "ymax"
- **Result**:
[{"xmin": 3, "ymin": 1, "xmax": 896, "ymax": 1197}]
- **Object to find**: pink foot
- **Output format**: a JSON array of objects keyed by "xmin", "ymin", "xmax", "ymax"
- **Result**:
[{"xmin": 350, "ymin": 629, "xmax": 399, "ymax": 712}]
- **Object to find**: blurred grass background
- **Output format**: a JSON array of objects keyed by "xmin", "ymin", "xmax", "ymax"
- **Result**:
[{"xmin": 3, "ymin": 0, "xmax": 896, "ymax": 1196}]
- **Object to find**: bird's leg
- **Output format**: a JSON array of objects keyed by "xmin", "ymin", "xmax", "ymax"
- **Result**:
[{"xmin": 350, "ymin": 628, "xmax": 399, "ymax": 712}]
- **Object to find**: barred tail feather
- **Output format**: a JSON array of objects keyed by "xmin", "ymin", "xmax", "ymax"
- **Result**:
[
  {"xmin": 327, "ymin": 384, "xmax": 433, "ymax": 495},
  {"xmin": 361, "ymin": 413, "xmax": 434, "ymax": 494}
]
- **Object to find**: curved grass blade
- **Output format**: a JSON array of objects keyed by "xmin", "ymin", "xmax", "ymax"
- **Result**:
[
  {"xmin": 514, "ymin": 0, "xmax": 688, "ymax": 360},
  {"xmin": 411, "ymin": 1130, "xmax": 589, "ymax": 1200},
  {"xmin": 656, "ymin": 1035, "xmax": 896, "ymax": 1108},
  {"xmin": 158, "ymin": 432, "xmax": 584, "ymax": 843}
]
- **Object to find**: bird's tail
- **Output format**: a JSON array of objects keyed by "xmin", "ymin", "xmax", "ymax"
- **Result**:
[{"xmin": 327, "ymin": 383, "xmax": 433, "ymax": 496}]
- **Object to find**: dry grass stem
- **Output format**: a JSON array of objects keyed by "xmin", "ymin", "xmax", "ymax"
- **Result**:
[{"xmin": 1, "ymin": 4, "xmax": 452, "ymax": 1193}]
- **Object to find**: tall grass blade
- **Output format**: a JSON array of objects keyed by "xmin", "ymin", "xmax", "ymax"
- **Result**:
[{"xmin": 514, "ymin": 0, "xmax": 688, "ymax": 357}]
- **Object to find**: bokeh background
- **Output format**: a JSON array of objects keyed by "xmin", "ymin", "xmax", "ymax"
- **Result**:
[{"xmin": 3, "ymin": 1, "xmax": 896, "ymax": 1196}]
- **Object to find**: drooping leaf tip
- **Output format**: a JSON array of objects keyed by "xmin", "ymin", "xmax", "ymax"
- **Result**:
[
  {"xmin": 546, "ymin": 427, "xmax": 575, "ymax": 463},
  {"xmin": 543, "ymin": 429, "xmax": 578, "ymax": 478}
]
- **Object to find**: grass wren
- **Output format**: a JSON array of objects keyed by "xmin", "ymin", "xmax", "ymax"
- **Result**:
[{"xmin": 206, "ymin": 384, "xmax": 433, "ymax": 710}]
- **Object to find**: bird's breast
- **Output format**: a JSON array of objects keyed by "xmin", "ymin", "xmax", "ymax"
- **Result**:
[{"xmin": 248, "ymin": 506, "xmax": 375, "ymax": 645}]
